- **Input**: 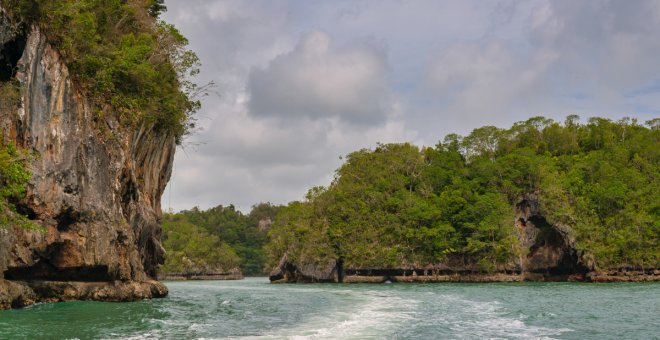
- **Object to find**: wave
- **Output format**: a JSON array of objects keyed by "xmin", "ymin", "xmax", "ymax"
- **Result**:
[
  {"xmin": 119, "ymin": 280, "xmax": 574, "ymax": 340},
  {"xmin": 233, "ymin": 290, "xmax": 417, "ymax": 340},
  {"xmin": 424, "ymin": 294, "xmax": 573, "ymax": 339},
  {"xmin": 233, "ymin": 290, "xmax": 572, "ymax": 340}
]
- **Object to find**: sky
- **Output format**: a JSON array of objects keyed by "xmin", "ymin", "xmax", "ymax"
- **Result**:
[{"xmin": 161, "ymin": 0, "xmax": 660, "ymax": 213}]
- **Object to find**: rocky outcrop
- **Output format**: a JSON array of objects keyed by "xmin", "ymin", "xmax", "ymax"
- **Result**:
[
  {"xmin": 1, "ymin": 10, "xmax": 173, "ymax": 308},
  {"xmin": 270, "ymin": 194, "xmax": 658, "ymax": 283},
  {"xmin": 269, "ymin": 254, "xmax": 341, "ymax": 283},
  {"xmin": 514, "ymin": 194, "xmax": 590, "ymax": 281}
]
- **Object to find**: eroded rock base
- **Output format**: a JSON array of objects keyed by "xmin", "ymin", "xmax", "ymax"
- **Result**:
[
  {"xmin": 588, "ymin": 269, "xmax": 660, "ymax": 282},
  {"xmin": 159, "ymin": 272, "xmax": 244, "ymax": 281},
  {"xmin": 0, "ymin": 279, "xmax": 167, "ymax": 310},
  {"xmin": 270, "ymin": 262, "xmax": 659, "ymax": 284}
]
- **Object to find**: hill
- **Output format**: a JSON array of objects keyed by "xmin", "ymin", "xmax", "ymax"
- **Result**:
[{"xmin": 267, "ymin": 116, "xmax": 659, "ymax": 283}]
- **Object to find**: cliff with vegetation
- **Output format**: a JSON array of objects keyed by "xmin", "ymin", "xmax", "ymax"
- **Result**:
[
  {"xmin": 267, "ymin": 116, "xmax": 660, "ymax": 283},
  {"xmin": 0, "ymin": 0, "xmax": 197, "ymax": 309}
]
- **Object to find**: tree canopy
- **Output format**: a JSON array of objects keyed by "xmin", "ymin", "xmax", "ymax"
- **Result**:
[
  {"xmin": 1, "ymin": 0, "xmax": 201, "ymax": 140},
  {"xmin": 162, "ymin": 203, "xmax": 282, "ymax": 275},
  {"xmin": 266, "ymin": 116, "xmax": 659, "ymax": 271},
  {"xmin": 0, "ymin": 142, "xmax": 36, "ymax": 229},
  {"xmin": 160, "ymin": 214, "xmax": 240, "ymax": 274}
]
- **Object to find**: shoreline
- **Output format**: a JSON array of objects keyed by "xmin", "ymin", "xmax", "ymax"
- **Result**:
[
  {"xmin": 158, "ymin": 272, "xmax": 244, "ymax": 281},
  {"xmin": 270, "ymin": 268, "xmax": 660, "ymax": 284},
  {"xmin": 0, "ymin": 279, "xmax": 168, "ymax": 310}
]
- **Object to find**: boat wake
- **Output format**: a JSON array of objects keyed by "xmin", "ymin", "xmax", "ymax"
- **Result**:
[
  {"xmin": 234, "ymin": 289, "xmax": 571, "ymax": 340},
  {"xmin": 236, "ymin": 289, "xmax": 417, "ymax": 339}
]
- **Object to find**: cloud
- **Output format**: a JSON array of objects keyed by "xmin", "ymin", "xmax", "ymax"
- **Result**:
[
  {"xmin": 530, "ymin": 0, "xmax": 660, "ymax": 96},
  {"xmin": 162, "ymin": 3, "xmax": 410, "ymax": 212},
  {"xmin": 426, "ymin": 41, "xmax": 556, "ymax": 123},
  {"xmin": 247, "ymin": 31, "xmax": 392, "ymax": 125},
  {"xmin": 160, "ymin": 0, "xmax": 660, "ymax": 212},
  {"xmin": 167, "ymin": 104, "xmax": 411, "ymax": 212},
  {"xmin": 420, "ymin": 0, "xmax": 660, "ymax": 133}
]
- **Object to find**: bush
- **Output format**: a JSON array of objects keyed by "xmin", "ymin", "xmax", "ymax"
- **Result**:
[
  {"xmin": 0, "ymin": 142, "xmax": 39, "ymax": 229},
  {"xmin": 1, "ymin": 0, "xmax": 202, "ymax": 140}
]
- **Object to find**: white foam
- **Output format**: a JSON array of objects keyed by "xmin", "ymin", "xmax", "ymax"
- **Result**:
[
  {"xmin": 434, "ymin": 295, "xmax": 572, "ymax": 339},
  {"xmin": 233, "ymin": 290, "xmax": 417, "ymax": 340}
]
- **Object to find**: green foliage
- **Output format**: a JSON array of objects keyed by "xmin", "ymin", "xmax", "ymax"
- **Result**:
[
  {"xmin": 161, "ymin": 214, "xmax": 240, "ymax": 274},
  {"xmin": 147, "ymin": 0, "xmax": 166, "ymax": 17},
  {"xmin": 0, "ymin": 142, "xmax": 39, "ymax": 230},
  {"xmin": 0, "ymin": 143, "xmax": 29, "ymax": 199},
  {"xmin": 0, "ymin": 80, "xmax": 21, "ymax": 111},
  {"xmin": 1, "ymin": 0, "xmax": 201, "ymax": 140},
  {"xmin": 163, "ymin": 203, "xmax": 282, "ymax": 275},
  {"xmin": 267, "ymin": 116, "xmax": 660, "ymax": 271}
]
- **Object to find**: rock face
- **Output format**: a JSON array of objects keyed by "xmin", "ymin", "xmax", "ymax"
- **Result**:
[
  {"xmin": 269, "ymin": 254, "xmax": 341, "ymax": 283},
  {"xmin": 514, "ymin": 194, "xmax": 590, "ymax": 281},
  {"xmin": 0, "ymin": 12, "xmax": 172, "ymax": 308},
  {"xmin": 270, "ymin": 194, "xmax": 658, "ymax": 283}
]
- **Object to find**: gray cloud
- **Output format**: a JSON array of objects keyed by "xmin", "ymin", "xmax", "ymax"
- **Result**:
[
  {"xmin": 417, "ymin": 0, "xmax": 660, "ymax": 136},
  {"xmin": 161, "ymin": 0, "xmax": 660, "ymax": 212},
  {"xmin": 530, "ymin": 0, "xmax": 660, "ymax": 95},
  {"xmin": 248, "ymin": 31, "xmax": 392, "ymax": 125}
]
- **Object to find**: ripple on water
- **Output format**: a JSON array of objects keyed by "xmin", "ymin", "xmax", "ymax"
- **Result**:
[
  {"xmin": 1, "ymin": 279, "xmax": 658, "ymax": 339},
  {"xmin": 235, "ymin": 289, "xmax": 418, "ymax": 340}
]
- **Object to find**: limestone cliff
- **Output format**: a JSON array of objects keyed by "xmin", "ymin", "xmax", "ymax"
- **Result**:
[{"xmin": 0, "ymin": 11, "xmax": 172, "ymax": 308}]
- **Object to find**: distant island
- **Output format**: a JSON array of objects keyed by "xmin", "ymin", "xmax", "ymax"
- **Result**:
[
  {"xmin": 264, "ymin": 116, "xmax": 659, "ymax": 283},
  {"xmin": 159, "ymin": 116, "xmax": 659, "ymax": 284},
  {"xmin": 158, "ymin": 203, "xmax": 280, "ymax": 280}
]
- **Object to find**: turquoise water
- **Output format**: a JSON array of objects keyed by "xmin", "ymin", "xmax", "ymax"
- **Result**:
[{"xmin": 0, "ymin": 278, "xmax": 658, "ymax": 339}]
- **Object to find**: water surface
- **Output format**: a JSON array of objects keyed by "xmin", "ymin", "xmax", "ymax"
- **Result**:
[{"xmin": 0, "ymin": 278, "xmax": 657, "ymax": 339}]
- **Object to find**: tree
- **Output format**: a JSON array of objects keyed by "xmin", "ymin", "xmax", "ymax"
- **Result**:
[
  {"xmin": 265, "ymin": 115, "xmax": 659, "ymax": 271},
  {"xmin": 148, "ymin": 0, "xmax": 166, "ymax": 17},
  {"xmin": 161, "ymin": 214, "xmax": 240, "ymax": 274}
]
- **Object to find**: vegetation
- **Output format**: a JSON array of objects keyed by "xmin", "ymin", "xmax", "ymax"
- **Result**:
[
  {"xmin": 266, "ymin": 116, "xmax": 660, "ymax": 271},
  {"xmin": 162, "ymin": 203, "xmax": 282, "ymax": 275},
  {"xmin": 1, "ymin": 1, "xmax": 200, "ymax": 227},
  {"xmin": 0, "ymin": 0, "xmax": 202, "ymax": 140},
  {"xmin": 161, "ymin": 214, "xmax": 240, "ymax": 274},
  {"xmin": 0, "ymin": 142, "xmax": 36, "ymax": 229}
]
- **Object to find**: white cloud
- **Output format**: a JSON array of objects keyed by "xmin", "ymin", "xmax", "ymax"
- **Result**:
[
  {"xmin": 425, "ymin": 41, "xmax": 557, "ymax": 126},
  {"xmin": 248, "ymin": 31, "xmax": 392, "ymax": 125}
]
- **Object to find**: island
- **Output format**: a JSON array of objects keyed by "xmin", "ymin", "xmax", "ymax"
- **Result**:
[{"xmin": 266, "ymin": 117, "xmax": 659, "ymax": 283}]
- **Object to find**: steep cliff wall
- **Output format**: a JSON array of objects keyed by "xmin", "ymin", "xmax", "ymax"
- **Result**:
[{"xmin": 0, "ymin": 12, "xmax": 172, "ymax": 309}]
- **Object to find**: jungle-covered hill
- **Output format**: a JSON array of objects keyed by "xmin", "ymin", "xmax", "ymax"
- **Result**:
[
  {"xmin": 266, "ymin": 116, "xmax": 659, "ymax": 274},
  {"xmin": 161, "ymin": 203, "xmax": 282, "ymax": 276}
]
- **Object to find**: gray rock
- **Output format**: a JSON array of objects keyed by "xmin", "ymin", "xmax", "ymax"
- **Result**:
[{"xmin": 0, "ymin": 12, "xmax": 174, "ymax": 308}]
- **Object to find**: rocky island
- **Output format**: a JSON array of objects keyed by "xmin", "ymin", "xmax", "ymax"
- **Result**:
[
  {"xmin": 267, "ymin": 118, "xmax": 659, "ymax": 284},
  {"xmin": 1, "ymin": 2, "xmax": 657, "ymax": 313},
  {"xmin": 0, "ymin": 1, "xmax": 196, "ymax": 309}
]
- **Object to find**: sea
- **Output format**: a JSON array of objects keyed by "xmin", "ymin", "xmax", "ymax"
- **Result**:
[{"xmin": 0, "ymin": 277, "xmax": 658, "ymax": 339}]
